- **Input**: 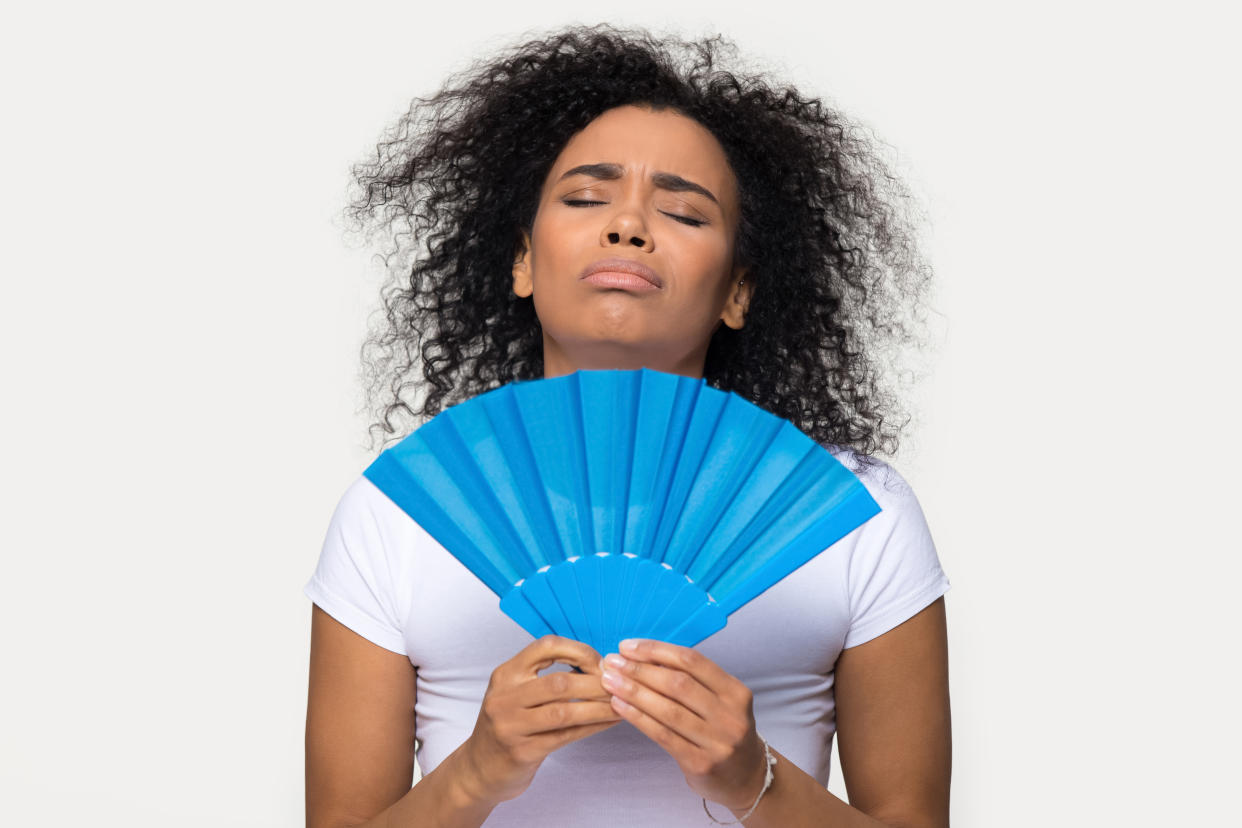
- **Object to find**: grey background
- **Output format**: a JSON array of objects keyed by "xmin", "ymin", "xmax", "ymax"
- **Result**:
[{"xmin": 2, "ymin": 1, "xmax": 1237, "ymax": 824}]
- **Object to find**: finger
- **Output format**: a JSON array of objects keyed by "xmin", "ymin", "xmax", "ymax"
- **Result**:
[
  {"xmin": 524, "ymin": 718, "xmax": 621, "ymax": 753},
  {"xmin": 603, "ymin": 654, "xmax": 717, "ymax": 720},
  {"xmin": 618, "ymin": 639, "xmax": 736, "ymax": 698},
  {"xmin": 521, "ymin": 635, "xmax": 605, "ymax": 676},
  {"xmin": 520, "ymin": 699, "xmax": 622, "ymax": 736},
  {"xmin": 602, "ymin": 668, "xmax": 711, "ymax": 749},
  {"xmin": 610, "ymin": 691, "xmax": 704, "ymax": 762},
  {"xmin": 513, "ymin": 670, "xmax": 613, "ymax": 707}
]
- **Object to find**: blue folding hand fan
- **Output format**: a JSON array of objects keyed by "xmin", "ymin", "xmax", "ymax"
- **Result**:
[{"xmin": 363, "ymin": 368, "xmax": 882, "ymax": 657}]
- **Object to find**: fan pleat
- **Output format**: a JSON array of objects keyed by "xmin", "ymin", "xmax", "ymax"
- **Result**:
[
  {"xmin": 666, "ymin": 401, "xmax": 784, "ymax": 576},
  {"xmin": 713, "ymin": 461, "xmax": 878, "ymax": 614},
  {"xmin": 519, "ymin": 380, "xmax": 592, "ymax": 560},
  {"xmin": 479, "ymin": 388, "xmax": 566, "ymax": 567},
  {"xmin": 729, "ymin": 485, "xmax": 879, "ymax": 615},
  {"xmin": 367, "ymin": 433, "xmax": 513, "ymax": 594},
  {"xmin": 689, "ymin": 422, "xmax": 823, "ymax": 592},
  {"xmin": 622, "ymin": 371, "xmax": 676, "ymax": 555},
  {"xmin": 435, "ymin": 408, "xmax": 542, "ymax": 576},
  {"xmin": 649, "ymin": 382, "xmax": 726, "ymax": 567},
  {"xmin": 580, "ymin": 374, "xmax": 626, "ymax": 650},
  {"xmin": 571, "ymin": 380, "xmax": 596, "ymax": 648},
  {"xmin": 499, "ymin": 577, "xmax": 554, "ymax": 639}
]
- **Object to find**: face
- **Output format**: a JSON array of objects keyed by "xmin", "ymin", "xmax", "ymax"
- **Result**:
[{"xmin": 512, "ymin": 104, "xmax": 752, "ymax": 378}]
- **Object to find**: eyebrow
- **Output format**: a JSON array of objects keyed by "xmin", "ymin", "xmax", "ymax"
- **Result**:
[{"xmin": 557, "ymin": 162, "xmax": 720, "ymax": 205}]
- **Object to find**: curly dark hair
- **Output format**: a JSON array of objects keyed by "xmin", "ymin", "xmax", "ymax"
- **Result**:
[{"xmin": 346, "ymin": 24, "xmax": 936, "ymax": 471}]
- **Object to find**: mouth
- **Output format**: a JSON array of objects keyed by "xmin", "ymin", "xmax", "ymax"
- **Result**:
[{"xmin": 578, "ymin": 257, "xmax": 664, "ymax": 291}]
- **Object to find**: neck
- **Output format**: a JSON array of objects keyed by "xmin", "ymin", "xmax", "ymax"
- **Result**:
[{"xmin": 541, "ymin": 336, "xmax": 707, "ymax": 379}]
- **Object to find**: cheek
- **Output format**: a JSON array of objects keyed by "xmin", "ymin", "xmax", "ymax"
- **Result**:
[
  {"xmin": 678, "ymin": 238, "xmax": 734, "ymax": 291},
  {"xmin": 530, "ymin": 209, "xmax": 589, "ymax": 267}
]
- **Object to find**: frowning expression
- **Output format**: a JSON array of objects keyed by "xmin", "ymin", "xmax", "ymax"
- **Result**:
[{"xmin": 512, "ymin": 104, "xmax": 752, "ymax": 378}]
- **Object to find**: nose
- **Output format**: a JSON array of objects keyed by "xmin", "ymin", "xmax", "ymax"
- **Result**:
[{"xmin": 599, "ymin": 206, "xmax": 654, "ymax": 252}]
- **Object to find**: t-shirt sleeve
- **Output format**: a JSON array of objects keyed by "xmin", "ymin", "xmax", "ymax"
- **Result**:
[
  {"xmin": 842, "ymin": 464, "xmax": 951, "ymax": 649},
  {"xmin": 303, "ymin": 476, "xmax": 408, "ymax": 656}
]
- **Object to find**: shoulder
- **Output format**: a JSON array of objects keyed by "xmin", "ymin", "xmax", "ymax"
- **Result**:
[
  {"xmin": 333, "ymin": 473, "xmax": 414, "ymax": 525},
  {"xmin": 823, "ymin": 444, "xmax": 934, "ymax": 554},
  {"xmin": 824, "ymin": 444, "xmax": 920, "ymax": 514},
  {"xmin": 334, "ymin": 473, "xmax": 396, "ymax": 516},
  {"xmin": 821, "ymin": 446, "xmax": 950, "ymax": 649},
  {"xmin": 321, "ymin": 473, "xmax": 429, "ymax": 564}
]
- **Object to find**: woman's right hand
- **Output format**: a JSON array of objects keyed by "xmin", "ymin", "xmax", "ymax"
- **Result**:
[{"xmin": 458, "ymin": 635, "xmax": 623, "ymax": 804}]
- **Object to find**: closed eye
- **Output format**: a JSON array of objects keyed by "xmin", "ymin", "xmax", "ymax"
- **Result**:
[
  {"xmin": 561, "ymin": 199, "xmax": 706, "ymax": 227},
  {"xmin": 665, "ymin": 213, "xmax": 706, "ymax": 227}
]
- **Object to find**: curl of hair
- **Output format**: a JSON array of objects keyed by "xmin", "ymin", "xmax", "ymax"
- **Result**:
[{"xmin": 347, "ymin": 24, "xmax": 936, "ymax": 472}]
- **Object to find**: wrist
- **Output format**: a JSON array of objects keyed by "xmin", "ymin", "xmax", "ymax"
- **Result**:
[
  {"xmin": 723, "ymin": 741, "xmax": 769, "ymax": 811},
  {"xmin": 704, "ymin": 736, "xmax": 778, "ymax": 825},
  {"xmin": 446, "ymin": 739, "xmax": 504, "ymax": 811}
]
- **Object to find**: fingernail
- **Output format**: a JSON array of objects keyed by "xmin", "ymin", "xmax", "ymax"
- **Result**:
[
  {"xmin": 620, "ymin": 638, "xmax": 639, "ymax": 653},
  {"xmin": 604, "ymin": 653, "xmax": 627, "ymax": 670},
  {"xmin": 601, "ymin": 669, "xmax": 620, "ymax": 689}
]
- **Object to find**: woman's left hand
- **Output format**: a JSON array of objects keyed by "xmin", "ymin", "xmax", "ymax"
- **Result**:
[{"xmin": 600, "ymin": 639, "xmax": 767, "ymax": 811}]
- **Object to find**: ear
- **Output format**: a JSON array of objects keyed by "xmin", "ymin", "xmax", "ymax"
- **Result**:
[
  {"xmin": 719, "ymin": 266, "xmax": 753, "ymax": 330},
  {"xmin": 512, "ymin": 228, "xmax": 534, "ymax": 298}
]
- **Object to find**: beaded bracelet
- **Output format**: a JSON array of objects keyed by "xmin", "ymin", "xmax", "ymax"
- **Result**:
[{"xmin": 702, "ymin": 735, "xmax": 778, "ymax": 825}]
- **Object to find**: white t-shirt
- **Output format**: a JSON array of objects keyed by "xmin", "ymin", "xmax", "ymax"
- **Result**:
[{"xmin": 302, "ymin": 447, "xmax": 951, "ymax": 826}]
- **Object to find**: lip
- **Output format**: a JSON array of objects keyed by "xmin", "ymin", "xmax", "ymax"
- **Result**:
[{"xmin": 578, "ymin": 257, "xmax": 664, "ymax": 290}]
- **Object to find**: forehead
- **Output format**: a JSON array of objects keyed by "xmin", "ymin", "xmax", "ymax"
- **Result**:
[{"xmin": 544, "ymin": 105, "xmax": 738, "ymax": 211}]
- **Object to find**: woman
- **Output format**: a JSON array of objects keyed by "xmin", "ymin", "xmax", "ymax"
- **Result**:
[{"xmin": 304, "ymin": 25, "xmax": 951, "ymax": 827}]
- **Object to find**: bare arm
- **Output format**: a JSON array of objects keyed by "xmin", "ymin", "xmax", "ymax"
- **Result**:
[
  {"xmin": 599, "ymin": 596, "xmax": 950, "ymax": 827},
  {"xmin": 305, "ymin": 604, "xmax": 494, "ymax": 828},
  {"xmin": 719, "ymin": 596, "xmax": 951, "ymax": 827},
  {"xmin": 306, "ymin": 606, "xmax": 621, "ymax": 828},
  {"xmin": 832, "ymin": 595, "xmax": 952, "ymax": 827}
]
